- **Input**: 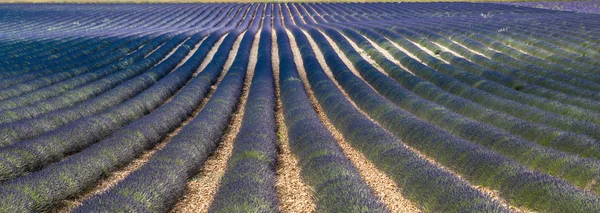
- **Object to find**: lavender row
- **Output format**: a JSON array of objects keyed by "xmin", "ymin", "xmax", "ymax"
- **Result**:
[
  {"xmin": 0, "ymin": 5, "xmax": 171, "ymax": 74},
  {"xmin": 0, "ymin": 3, "xmax": 251, "ymax": 180},
  {"xmin": 287, "ymin": 7, "xmax": 510, "ymax": 212},
  {"xmin": 0, "ymin": 32, "xmax": 200, "ymax": 182},
  {"xmin": 354, "ymin": 24, "xmax": 600, "ymax": 149},
  {"xmin": 0, "ymin": 32, "xmax": 181, "ymax": 137},
  {"xmin": 0, "ymin": 4, "xmax": 224, "ymax": 80},
  {"xmin": 0, "ymin": 36, "xmax": 124, "ymax": 88},
  {"xmin": 427, "ymin": 19, "xmax": 600, "ymax": 93},
  {"xmin": 395, "ymin": 23, "xmax": 600, "ymax": 115},
  {"xmin": 503, "ymin": 2, "xmax": 600, "ymax": 14},
  {"xmin": 276, "ymin": 5, "xmax": 388, "ymax": 212},
  {"xmin": 295, "ymin": 3, "xmax": 600, "ymax": 212},
  {"xmin": 0, "ymin": 36, "xmax": 107, "ymax": 74},
  {"xmin": 0, "ymin": 4, "xmax": 223, "ymax": 76},
  {"xmin": 0, "ymin": 5, "xmax": 235, "ymax": 106},
  {"xmin": 74, "ymin": 4, "xmax": 259, "ymax": 212},
  {"xmin": 329, "ymin": 21, "xmax": 600, "ymax": 189},
  {"xmin": 0, "ymin": 35, "xmax": 152, "ymax": 107},
  {"xmin": 210, "ymin": 5, "xmax": 280, "ymax": 212},
  {"xmin": 0, "ymin": 20, "xmax": 237, "ymax": 213},
  {"xmin": 349, "ymin": 22, "xmax": 600, "ymax": 158}
]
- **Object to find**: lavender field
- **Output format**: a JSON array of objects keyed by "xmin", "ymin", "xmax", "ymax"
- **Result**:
[
  {"xmin": 0, "ymin": 2, "xmax": 599, "ymax": 212},
  {"xmin": 505, "ymin": 1, "xmax": 600, "ymax": 14}
]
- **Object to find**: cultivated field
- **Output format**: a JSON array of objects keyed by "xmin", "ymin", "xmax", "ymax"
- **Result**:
[
  {"xmin": 504, "ymin": 1, "xmax": 600, "ymax": 13},
  {"xmin": 0, "ymin": 2, "xmax": 599, "ymax": 212}
]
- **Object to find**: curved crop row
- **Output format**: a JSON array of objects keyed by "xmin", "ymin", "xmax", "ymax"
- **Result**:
[
  {"xmin": 0, "ymin": 20, "xmax": 244, "ymax": 213},
  {"xmin": 286, "ymin": 9, "xmax": 510, "ymax": 212},
  {"xmin": 290, "ymin": 3, "xmax": 600, "ymax": 212},
  {"xmin": 0, "ymin": 35, "xmax": 153, "ymax": 107},
  {"xmin": 348, "ymin": 25, "xmax": 600, "ymax": 148},
  {"xmin": 336, "ymin": 23, "xmax": 600, "ymax": 159},
  {"xmin": 0, "ymin": 4, "xmax": 255, "ymax": 181},
  {"xmin": 276, "ymin": 6, "xmax": 388, "ymax": 212},
  {"xmin": 0, "ymin": 33, "xmax": 182, "ymax": 145},
  {"xmin": 209, "ymin": 5, "xmax": 280, "ymax": 213},
  {"xmin": 73, "ymin": 4, "xmax": 260, "ymax": 212},
  {"xmin": 0, "ymin": 3, "xmax": 599, "ymax": 212}
]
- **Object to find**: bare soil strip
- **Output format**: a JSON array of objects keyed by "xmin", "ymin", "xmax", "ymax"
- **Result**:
[
  {"xmin": 402, "ymin": 36, "xmax": 449, "ymax": 62},
  {"xmin": 160, "ymin": 35, "xmax": 228, "ymax": 105},
  {"xmin": 428, "ymin": 40, "xmax": 469, "ymax": 60},
  {"xmin": 155, "ymin": 37, "xmax": 191, "ymax": 65},
  {"xmin": 494, "ymin": 36, "xmax": 543, "ymax": 58},
  {"xmin": 447, "ymin": 37, "xmax": 493, "ymax": 60},
  {"xmin": 388, "ymin": 33, "xmax": 489, "ymax": 74},
  {"xmin": 272, "ymin": 28, "xmax": 316, "ymax": 213},
  {"xmin": 171, "ymin": 27, "xmax": 260, "ymax": 212},
  {"xmin": 174, "ymin": 37, "xmax": 208, "ymax": 70},
  {"xmin": 336, "ymin": 31, "xmax": 388, "ymax": 75},
  {"xmin": 374, "ymin": 34, "xmax": 423, "ymax": 66},
  {"xmin": 359, "ymin": 34, "xmax": 416, "ymax": 76},
  {"xmin": 290, "ymin": 28, "xmax": 421, "ymax": 213},
  {"xmin": 315, "ymin": 29, "xmax": 384, "ymax": 97},
  {"xmin": 53, "ymin": 33, "xmax": 222, "ymax": 213},
  {"xmin": 401, "ymin": 35, "xmax": 489, "ymax": 69},
  {"xmin": 197, "ymin": 34, "xmax": 228, "ymax": 75}
]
